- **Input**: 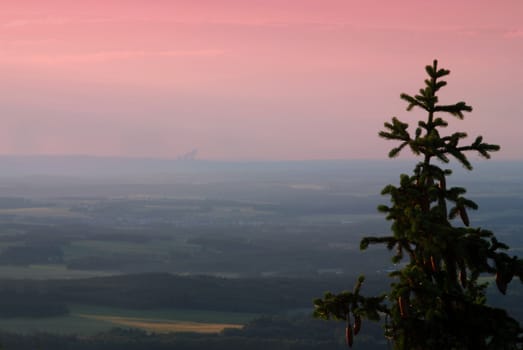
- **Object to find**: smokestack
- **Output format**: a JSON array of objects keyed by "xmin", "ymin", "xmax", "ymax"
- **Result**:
[{"xmin": 177, "ymin": 149, "xmax": 198, "ymax": 161}]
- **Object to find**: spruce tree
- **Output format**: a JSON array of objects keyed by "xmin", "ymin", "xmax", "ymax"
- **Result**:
[{"xmin": 313, "ymin": 60, "xmax": 523, "ymax": 349}]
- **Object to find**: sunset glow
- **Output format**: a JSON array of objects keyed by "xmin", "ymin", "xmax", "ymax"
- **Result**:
[{"xmin": 1, "ymin": 0, "xmax": 522, "ymax": 160}]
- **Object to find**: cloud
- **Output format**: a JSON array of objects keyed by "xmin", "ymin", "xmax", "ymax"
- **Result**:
[
  {"xmin": 0, "ymin": 49, "xmax": 224, "ymax": 65},
  {"xmin": 0, "ymin": 13, "xmax": 466, "ymax": 33},
  {"xmin": 2, "ymin": 38, "xmax": 62, "ymax": 46},
  {"xmin": 2, "ymin": 16, "xmax": 119, "ymax": 28},
  {"xmin": 504, "ymin": 29, "xmax": 523, "ymax": 38},
  {"xmin": 0, "ymin": 15, "xmax": 341, "ymax": 29},
  {"xmin": 2, "ymin": 14, "xmax": 493, "ymax": 37}
]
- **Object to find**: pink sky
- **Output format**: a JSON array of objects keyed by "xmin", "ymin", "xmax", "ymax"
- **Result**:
[{"xmin": 1, "ymin": 0, "xmax": 522, "ymax": 160}]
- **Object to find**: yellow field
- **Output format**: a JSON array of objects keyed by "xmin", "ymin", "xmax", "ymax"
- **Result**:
[{"xmin": 77, "ymin": 314, "xmax": 243, "ymax": 334}]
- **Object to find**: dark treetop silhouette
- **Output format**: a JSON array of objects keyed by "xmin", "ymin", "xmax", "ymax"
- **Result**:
[{"xmin": 313, "ymin": 60, "xmax": 523, "ymax": 349}]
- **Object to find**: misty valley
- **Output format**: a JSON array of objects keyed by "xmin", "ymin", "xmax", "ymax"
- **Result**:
[{"xmin": 0, "ymin": 158, "xmax": 520, "ymax": 349}]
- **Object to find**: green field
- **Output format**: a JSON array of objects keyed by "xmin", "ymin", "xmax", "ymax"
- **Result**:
[
  {"xmin": 0, "ymin": 264, "xmax": 118, "ymax": 280},
  {"xmin": 64, "ymin": 239, "xmax": 187, "ymax": 257},
  {"xmin": 0, "ymin": 314, "xmax": 112, "ymax": 335},
  {"xmin": 0, "ymin": 207, "xmax": 87, "ymax": 218}
]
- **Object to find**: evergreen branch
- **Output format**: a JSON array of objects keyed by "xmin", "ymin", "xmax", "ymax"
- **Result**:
[
  {"xmin": 425, "ymin": 61, "xmax": 450, "ymax": 79},
  {"xmin": 458, "ymin": 140, "xmax": 500, "ymax": 159},
  {"xmin": 434, "ymin": 80, "xmax": 447, "ymax": 92},
  {"xmin": 434, "ymin": 151, "xmax": 450, "ymax": 163},
  {"xmin": 447, "ymin": 148, "xmax": 472, "ymax": 169},
  {"xmin": 432, "ymin": 117, "xmax": 448, "ymax": 128},
  {"xmin": 435, "ymin": 68, "xmax": 450, "ymax": 78},
  {"xmin": 433, "ymin": 102, "xmax": 472, "ymax": 119},
  {"xmin": 379, "ymin": 117, "xmax": 411, "ymax": 142},
  {"xmin": 389, "ymin": 142, "xmax": 409, "ymax": 158},
  {"xmin": 313, "ymin": 278, "xmax": 388, "ymax": 324},
  {"xmin": 400, "ymin": 93, "xmax": 428, "ymax": 111},
  {"xmin": 360, "ymin": 236, "xmax": 396, "ymax": 250},
  {"xmin": 425, "ymin": 64, "xmax": 435, "ymax": 77}
]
